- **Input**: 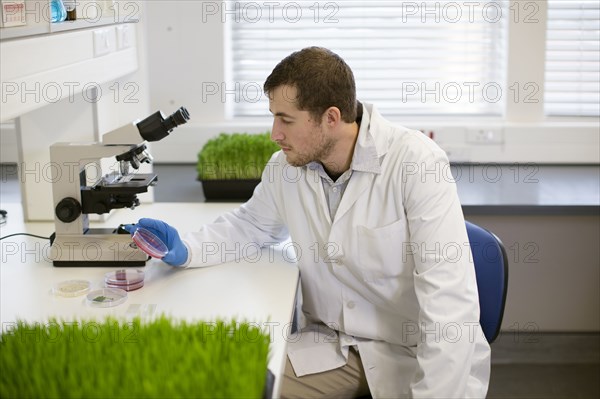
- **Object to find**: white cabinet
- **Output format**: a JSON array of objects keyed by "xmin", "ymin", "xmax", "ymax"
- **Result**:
[
  {"xmin": 0, "ymin": 23, "xmax": 139, "ymax": 122},
  {"xmin": 0, "ymin": 0, "xmax": 142, "ymax": 122},
  {"xmin": 0, "ymin": 0, "xmax": 149, "ymax": 221}
]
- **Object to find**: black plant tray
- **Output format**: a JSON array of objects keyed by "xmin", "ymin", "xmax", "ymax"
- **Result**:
[
  {"xmin": 263, "ymin": 369, "xmax": 275, "ymax": 399},
  {"xmin": 199, "ymin": 179, "xmax": 261, "ymax": 202}
]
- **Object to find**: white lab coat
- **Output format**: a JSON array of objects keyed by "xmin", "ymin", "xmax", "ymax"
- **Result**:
[{"xmin": 182, "ymin": 103, "xmax": 491, "ymax": 398}]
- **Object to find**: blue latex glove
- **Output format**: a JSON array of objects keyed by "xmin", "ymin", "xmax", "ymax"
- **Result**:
[{"xmin": 124, "ymin": 218, "xmax": 188, "ymax": 266}]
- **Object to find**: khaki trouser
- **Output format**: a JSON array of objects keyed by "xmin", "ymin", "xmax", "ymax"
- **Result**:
[{"xmin": 280, "ymin": 347, "xmax": 371, "ymax": 399}]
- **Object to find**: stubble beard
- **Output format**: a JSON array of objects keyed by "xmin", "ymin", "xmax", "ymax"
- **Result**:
[{"xmin": 286, "ymin": 128, "xmax": 336, "ymax": 168}]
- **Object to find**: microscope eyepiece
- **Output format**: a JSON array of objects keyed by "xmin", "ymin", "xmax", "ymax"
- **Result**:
[
  {"xmin": 164, "ymin": 107, "xmax": 190, "ymax": 131},
  {"xmin": 137, "ymin": 106, "xmax": 190, "ymax": 142}
]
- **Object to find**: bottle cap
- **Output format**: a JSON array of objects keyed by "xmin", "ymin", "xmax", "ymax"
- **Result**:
[{"xmin": 132, "ymin": 228, "xmax": 169, "ymax": 258}]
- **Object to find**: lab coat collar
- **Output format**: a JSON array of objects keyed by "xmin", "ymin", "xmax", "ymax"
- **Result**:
[
  {"xmin": 303, "ymin": 102, "xmax": 389, "ymax": 224},
  {"xmin": 326, "ymin": 103, "xmax": 391, "ymax": 224},
  {"xmin": 350, "ymin": 102, "xmax": 385, "ymax": 175},
  {"xmin": 305, "ymin": 102, "xmax": 385, "ymax": 177}
]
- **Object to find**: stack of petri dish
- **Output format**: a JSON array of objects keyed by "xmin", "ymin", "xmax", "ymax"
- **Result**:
[{"xmin": 104, "ymin": 269, "xmax": 145, "ymax": 291}]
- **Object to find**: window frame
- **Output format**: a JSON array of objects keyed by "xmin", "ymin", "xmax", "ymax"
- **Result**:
[{"xmin": 224, "ymin": 0, "xmax": 598, "ymax": 125}]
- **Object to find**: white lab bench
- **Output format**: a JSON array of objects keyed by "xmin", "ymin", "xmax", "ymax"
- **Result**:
[{"xmin": 0, "ymin": 202, "xmax": 300, "ymax": 398}]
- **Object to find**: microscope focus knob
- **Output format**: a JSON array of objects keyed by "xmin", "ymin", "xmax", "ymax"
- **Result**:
[{"xmin": 55, "ymin": 197, "xmax": 82, "ymax": 223}]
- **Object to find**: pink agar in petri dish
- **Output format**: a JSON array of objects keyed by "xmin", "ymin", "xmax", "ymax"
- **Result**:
[
  {"xmin": 132, "ymin": 227, "xmax": 169, "ymax": 258},
  {"xmin": 104, "ymin": 269, "xmax": 145, "ymax": 291}
]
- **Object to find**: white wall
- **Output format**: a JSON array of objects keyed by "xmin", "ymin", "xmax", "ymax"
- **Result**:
[{"xmin": 144, "ymin": 0, "xmax": 599, "ymax": 164}]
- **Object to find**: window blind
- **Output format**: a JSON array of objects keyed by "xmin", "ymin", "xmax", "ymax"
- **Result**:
[
  {"xmin": 544, "ymin": 0, "xmax": 600, "ymax": 117},
  {"xmin": 229, "ymin": 0, "xmax": 508, "ymax": 118}
]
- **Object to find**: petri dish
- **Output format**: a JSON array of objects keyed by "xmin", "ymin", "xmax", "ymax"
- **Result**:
[
  {"xmin": 104, "ymin": 269, "xmax": 145, "ymax": 286},
  {"xmin": 53, "ymin": 279, "xmax": 91, "ymax": 297},
  {"xmin": 104, "ymin": 269, "xmax": 145, "ymax": 291},
  {"xmin": 105, "ymin": 279, "xmax": 144, "ymax": 292},
  {"xmin": 86, "ymin": 288, "xmax": 128, "ymax": 308},
  {"xmin": 132, "ymin": 227, "xmax": 169, "ymax": 258}
]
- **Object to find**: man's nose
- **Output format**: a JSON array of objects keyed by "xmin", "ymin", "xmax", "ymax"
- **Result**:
[{"xmin": 271, "ymin": 123, "xmax": 284, "ymax": 142}]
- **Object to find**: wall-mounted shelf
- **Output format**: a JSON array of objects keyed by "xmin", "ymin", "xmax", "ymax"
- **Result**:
[
  {"xmin": 0, "ymin": 0, "xmax": 140, "ymax": 41},
  {"xmin": 0, "ymin": 0, "xmax": 141, "ymax": 122}
]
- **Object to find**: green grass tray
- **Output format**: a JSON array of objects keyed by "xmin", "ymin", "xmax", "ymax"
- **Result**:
[{"xmin": 1, "ymin": 317, "xmax": 272, "ymax": 398}]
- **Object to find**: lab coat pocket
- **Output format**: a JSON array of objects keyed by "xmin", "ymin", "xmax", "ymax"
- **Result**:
[{"xmin": 356, "ymin": 218, "xmax": 408, "ymax": 279}]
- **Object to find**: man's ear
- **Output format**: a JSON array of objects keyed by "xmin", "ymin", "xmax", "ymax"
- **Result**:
[{"xmin": 324, "ymin": 106, "xmax": 342, "ymax": 127}]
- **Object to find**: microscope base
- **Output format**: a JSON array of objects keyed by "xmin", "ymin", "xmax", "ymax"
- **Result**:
[
  {"xmin": 53, "ymin": 260, "xmax": 147, "ymax": 267},
  {"xmin": 50, "ymin": 231, "xmax": 149, "ymax": 267}
]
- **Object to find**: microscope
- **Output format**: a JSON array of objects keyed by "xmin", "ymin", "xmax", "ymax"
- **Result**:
[{"xmin": 49, "ymin": 107, "xmax": 190, "ymax": 266}]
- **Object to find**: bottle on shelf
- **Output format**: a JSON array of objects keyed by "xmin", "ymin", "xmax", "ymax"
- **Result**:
[
  {"xmin": 50, "ymin": 0, "xmax": 67, "ymax": 23},
  {"xmin": 62, "ymin": 0, "xmax": 76, "ymax": 21}
]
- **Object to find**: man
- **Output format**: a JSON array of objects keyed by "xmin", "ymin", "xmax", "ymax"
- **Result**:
[{"xmin": 127, "ymin": 47, "xmax": 490, "ymax": 398}]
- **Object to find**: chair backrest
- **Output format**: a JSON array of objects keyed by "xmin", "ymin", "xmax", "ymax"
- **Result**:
[{"xmin": 465, "ymin": 221, "xmax": 509, "ymax": 343}]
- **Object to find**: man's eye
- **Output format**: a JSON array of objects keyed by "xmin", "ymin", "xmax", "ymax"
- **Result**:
[{"xmin": 281, "ymin": 119, "xmax": 292, "ymax": 124}]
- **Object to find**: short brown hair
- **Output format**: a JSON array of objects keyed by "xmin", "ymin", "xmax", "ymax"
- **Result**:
[{"xmin": 263, "ymin": 47, "xmax": 357, "ymax": 123}]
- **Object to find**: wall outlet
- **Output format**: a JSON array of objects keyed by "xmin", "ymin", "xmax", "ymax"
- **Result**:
[
  {"xmin": 466, "ymin": 128, "xmax": 504, "ymax": 145},
  {"xmin": 93, "ymin": 29, "xmax": 111, "ymax": 57},
  {"xmin": 116, "ymin": 25, "xmax": 132, "ymax": 50}
]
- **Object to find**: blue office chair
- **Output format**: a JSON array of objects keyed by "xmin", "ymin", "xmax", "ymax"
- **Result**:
[{"xmin": 465, "ymin": 221, "xmax": 509, "ymax": 343}]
